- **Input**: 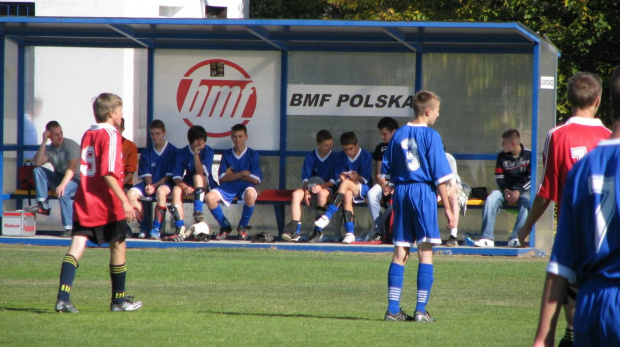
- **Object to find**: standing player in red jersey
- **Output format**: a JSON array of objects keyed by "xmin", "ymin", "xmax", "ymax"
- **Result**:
[
  {"xmin": 54, "ymin": 93, "xmax": 142, "ymax": 313},
  {"xmin": 517, "ymin": 72, "xmax": 610, "ymax": 346}
]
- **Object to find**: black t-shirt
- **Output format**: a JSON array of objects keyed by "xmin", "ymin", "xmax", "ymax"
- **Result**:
[{"xmin": 373, "ymin": 142, "xmax": 388, "ymax": 161}]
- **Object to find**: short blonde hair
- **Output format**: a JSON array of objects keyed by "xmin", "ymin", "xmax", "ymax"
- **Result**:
[
  {"xmin": 413, "ymin": 90, "xmax": 440, "ymax": 117},
  {"xmin": 92, "ymin": 93, "xmax": 122, "ymax": 123}
]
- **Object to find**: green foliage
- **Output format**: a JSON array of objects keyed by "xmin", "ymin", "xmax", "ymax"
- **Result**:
[
  {"xmin": 252, "ymin": 0, "xmax": 620, "ymax": 125},
  {"xmin": 0, "ymin": 244, "xmax": 563, "ymax": 346}
]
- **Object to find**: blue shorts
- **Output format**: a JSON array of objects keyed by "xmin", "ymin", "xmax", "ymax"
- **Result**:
[
  {"xmin": 392, "ymin": 183, "xmax": 441, "ymax": 247},
  {"xmin": 352, "ymin": 183, "xmax": 370, "ymax": 204},
  {"xmin": 129, "ymin": 180, "xmax": 173, "ymax": 198},
  {"xmin": 574, "ymin": 278, "xmax": 620, "ymax": 346},
  {"xmin": 213, "ymin": 180, "xmax": 257, "ymax": 206}
]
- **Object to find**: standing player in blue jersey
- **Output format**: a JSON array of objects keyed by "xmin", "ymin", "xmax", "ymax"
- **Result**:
[
  {"xmin": 314, "ymin": 131, "xmax": 373, "ymax": 244},
  {"xmin": 382, "ymin": 90, "xmax": 454, "ymax": 322},
  {"xmin": 533, "ymin": 66, "xmax": 620, "ymax": 347},
  {"xmin": 167, "ymin": 125, "xmax": 217, "ymax": 240},
  {"xmin": 207, "ymin": 124, "xmax": 262, "ymax": 241},
  {"xmin": 127, "ymin": 120, "xmax": 178, "ymax": 239},
  {"xmin": 281, "ymin": 130, "xmax": 336, "ymax": 242}
]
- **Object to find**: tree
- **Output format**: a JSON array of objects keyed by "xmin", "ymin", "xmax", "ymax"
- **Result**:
[{"xmin": 251, "ymin": 0, "xmax": 620, "ymax": 124}]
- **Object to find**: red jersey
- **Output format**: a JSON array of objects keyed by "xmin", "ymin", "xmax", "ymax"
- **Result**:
[
  {"xmin": 537, "ymin": 116, "xmax": 610, "ymax": 210},
  {"xmin": 73, "ymin": 123, "xmax": 126, "ymax": 227}
]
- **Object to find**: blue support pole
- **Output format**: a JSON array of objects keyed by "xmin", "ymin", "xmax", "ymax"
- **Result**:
[
  {"xmin": 146, "ymin": 46, "xmax": 154, "ymax": 148},
  {"xmin": 278, "ymin": 50, "xmax": 288, "ymax": 190},
  {"xmin": 0, "ymin": 37, "xmax": 5, "ymax": 208},
  {"xmin": 530, "ymin": 44, "xmax": 541, "ymax": 247},
  {"xmin": 415, "ymin": 52, "xmax": 423, "ymax": 91}
]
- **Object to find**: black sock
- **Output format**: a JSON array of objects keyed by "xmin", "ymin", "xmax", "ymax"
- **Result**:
[
  {"xmin": 57, "ymin": 254, "xmax": 78, "ymax": 302},
  {"xmin": 110, "ymin": 263, "xmax": 127, "ymax": 304}
]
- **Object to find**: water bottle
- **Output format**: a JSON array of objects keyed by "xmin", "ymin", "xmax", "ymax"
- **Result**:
[{"xmin": 533, "ymin": 249, "xmax": 546, "ymax": 258}]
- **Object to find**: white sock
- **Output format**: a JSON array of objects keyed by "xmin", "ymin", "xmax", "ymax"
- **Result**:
[{"xmin": 450, "ymin": 228, "xmax": 458, "ymax": 238}]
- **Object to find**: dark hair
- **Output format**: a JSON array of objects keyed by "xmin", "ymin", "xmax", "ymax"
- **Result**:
[
  {"xmin": 231, "ymin": 123, "xmax": 247, "ymax": 134},
  {"xmin": 377, "ymin": 117, "xmax": 399, "ymax": 131},
  {"xmin": 45, "ymin": 120, "xmax": 61, "ymax": 131},
  {"xmin": 502, "ymin": 128, "xmax": 520, "ymax": 139},
  {"xmin": 567, "ymin": 72, "xmax": 602, "ymax": 109},
  {"xmin": 316, "ymin": 129, "xmax": 333, "ymax": 143},
  {"xmin": 340, "ymin": 131, "xmax": 358, "ymax": 146},
  {"xmin": 187, "ymin": 125, "xmax": 207, "ymax": 144},
  {"xmin": 150, "ymin": 119, "xmax": 166, "ymax": 132},
  {"xmin": 611, "ymin": 66, "xmax": 620, "ymax": 122}
]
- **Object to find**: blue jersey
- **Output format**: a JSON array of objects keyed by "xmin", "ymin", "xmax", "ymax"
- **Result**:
[
  {"xmin": 219, "ymin": 147, "xmax": 262, "ymax": 185},
  {"xmin": 548, "ymin": 138, "xmax": 620, "ymax": 286},
  {"xmin": 173, "ymin": 145, "xmax": 217, "ymax": 189},
  {"xmin": 301, "ymin": 149, "xmax": 335, "ymax": 185},
  {"xmin": 382, "ymin": 123, "xmax": 453, "ymax": 187},
  {"xmin": 334, "ymin": 148, "xmax": 373, "ymax": 186},
  {"xmin": 137, "ymin": 141, "xmax": 178, "ymax": 183}
]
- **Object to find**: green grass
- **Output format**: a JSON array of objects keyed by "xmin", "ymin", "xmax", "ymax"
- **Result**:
[{"xmin": 0, "ymin": 244, "xmax": 564, "ymax": 346}]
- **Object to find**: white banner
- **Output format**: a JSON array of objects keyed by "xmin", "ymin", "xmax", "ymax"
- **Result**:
[
  {"xmin": 154, "ymin": 50, "xmax": 280, "ymax": 150},
  {"xmin": 287, "ymin": 85, "xmax": 416, "ymax": 117}
]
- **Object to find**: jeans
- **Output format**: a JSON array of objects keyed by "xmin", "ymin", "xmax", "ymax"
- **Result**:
[
  {"xmin": 367, "ymin": 184, "xmax": 383, "ymax": 233},
  {"xmin": 480, "ymin": 189, "xmax": 530, "ymax": 240},
  {"xmin": 33, "ymin": 166, "xmax": 79, "ymax": 229}
]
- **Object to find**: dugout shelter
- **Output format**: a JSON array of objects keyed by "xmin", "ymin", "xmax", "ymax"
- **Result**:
[{"xmin": 0, "ymin": 18, "xmax": 559, "ymax": 249}]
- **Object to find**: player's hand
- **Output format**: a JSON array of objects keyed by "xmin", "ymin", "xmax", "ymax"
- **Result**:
[
  {"xmin": 348, "ymin": 171, "xmax": 359, "ymax": 181},
  {"xmin": 145, "ymin": 184, "xmax": 155, "ymax": 195},
  {"xmin": 445, "ymin": 210, "xmax": 455, "ymax": 229},
  {"xmin": 382, "ymin": 185, "xmax": 393, "ymax": 196},
  {"xmin": 310, "ymin": 184, "xmax": 322, "ymax": 194},
  {"xmin": 517, "ymin": 226, "xmax": 530, "ymax": 247},
  {"xmin": 184, "ymin": 185, "xmax": 194, "ymax": 195},
  {"xmin": 241, "ymin": 170, "xmax": 251, "ymax": 177},
  {"xmin": 303, "ymin": 191, "xmax": 311, "ymax": 206},
  {"xmin": 123, "ymin": 201, "xmax": 135, "ymax": 222},
  {"xmin": 508, "ymin": 190, "xmax": 520, "ymax": 204}
]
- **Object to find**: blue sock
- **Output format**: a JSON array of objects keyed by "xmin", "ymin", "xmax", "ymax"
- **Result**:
[
  {"xmin": 194, "ymin": 200, "xmax": 203, "ymax": 213},
  {"xmin": 344, "ymin": 221, "xmax": 355, "ymax": 233},
  {"xmin": 415, "ymin": 263, "xmax": 434, "ymax": 313},
  {"xmin": 387, "ymin": 263, "xmax": 405, "ymax": 314},
  {"xmin": 324, "ymin": 204, "xmax": 338, "ymax": 220},
  {"xmin": 295, "ymin": 223, "xmax": 301, "ymax": 234},
  {"xmin": 152, "ymin": 219, "xmax": 161, "ymax": 230},
  {"xmin": 110, "ymin": 263, "xmax": 127, "ymax": 304},
  {"xmin": 209, "ymin": 206, "xmax": 230, "ymax": 228},
  {"xmin": 175, "ymin": 220, "xmax": 185, "ymax": 228},
  {"xmin": 58, "ymin": 254, "xmax": 78, "ymax": 302},
  {"xmin": 239, "ymin": 204, "xmax": 255, "ymax": 227}
]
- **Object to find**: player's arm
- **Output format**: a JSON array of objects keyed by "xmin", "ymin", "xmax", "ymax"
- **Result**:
[
  {"xmin": 33, "ymin": 131, "xmax": 50, "ymax": 166},
  {"xmin": 103, "ymin": 174, "xmax": 136, "ymax": 222},
  {"xmin": 533, "ymin": 272, "xmax": 568, "ymax": 347},
  {"xmin": 437, "ymin": 181, "xmax": 455, "ymax": 229}
]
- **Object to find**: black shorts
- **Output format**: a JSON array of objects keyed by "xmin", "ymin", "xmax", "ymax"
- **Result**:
[{"xmin": 73, "ymin": 220, "xmax": 128, "ymax": 245}]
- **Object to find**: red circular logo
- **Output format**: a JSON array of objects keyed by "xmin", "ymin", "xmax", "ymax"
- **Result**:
[{"xmin": 176, "ymin": 59, "xmax": 257, "ymax": 138}]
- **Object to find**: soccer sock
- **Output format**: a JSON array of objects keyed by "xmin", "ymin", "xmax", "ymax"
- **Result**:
[
  {"xmin": 175, "ymin": 219, "xmax": 185, "ymax": 228},
  {"xmin": 344, "ymin": 222, "xmax": 355, "ymax": 233},
  {"xmin": 209, "ymin": 205, "xmax": 231, "ymax": 228},
  {"xmin": 152, "ymin": 205, "xmax": 166, "ymax": 230},
  {"xmin": 323, "ymin": 204, "xmax": 339, "ymax": 220},
  {"xmin": 57, "ymin": 254, "xmax": 78, "ymax": 302},
  {"xmin": 295, "ymin": 222, "xmax": 301, "ymax": 235},
  {"xmin": 239, "ymin": 204, "xmax": 255, "ymax": 227},
  {"xmin": 561, "ymin": 327, "xmax": 574, "ymax": 342},
  {"xmin": 450, "ymin": 228, "xmax": 458, "ymax": 238},
  {"xmin": 387, "ymin": 263, "xmax": 405, "ymax": 314},
  {"xmin": 194, "ymin": 200, "xmax": 204, "ymax": 214},
  {"xmin": 415, "ymin": 263, "xmax": 434, "ymax": 313},
  {"xmin": 194, "ymin": 187, "xmax": 205, "ymax": 213},
  {"xmin": 110, "ymin": 263, "xmax": 127, "ymax": 304}
]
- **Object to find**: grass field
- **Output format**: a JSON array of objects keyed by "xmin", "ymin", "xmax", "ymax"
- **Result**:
[{"xmin": 0, "ymin": 244, "xmax": 564, "ymax": 346}]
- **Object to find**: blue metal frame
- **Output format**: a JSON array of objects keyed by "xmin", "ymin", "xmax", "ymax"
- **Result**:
[{"xmin": 0, "ymin": 18, "xmax": 559, "ymax": 240}]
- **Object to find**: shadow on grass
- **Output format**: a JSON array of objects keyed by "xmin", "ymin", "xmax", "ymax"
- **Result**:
[
  {"xmin": 200, "ymin": 309, "xmax": 378, "ymax": 321},
  {"xmin": 1, "ymin": 306, "xmax": 50, "ymax": 314}
]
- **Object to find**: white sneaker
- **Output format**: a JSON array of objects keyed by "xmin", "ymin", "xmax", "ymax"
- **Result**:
[
  {"xmin": 342, "ymin": 233, "xmax": 356, "ymax": 244},
  {"xmin": 138, "ymin": 232, "xmax": 146, "ymax": 239},
  {"xmin": 314, "ymin": 215, "xmax": 330, "ymax": 229},
  {"xmin": 508, "ymin": 238, "xmax": 521, "ymax": 247},
  {"xmin": 473, "ymin": 238, "xmax": 494, "ymax": 247}
]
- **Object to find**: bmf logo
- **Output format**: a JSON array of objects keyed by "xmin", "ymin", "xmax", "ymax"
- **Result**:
[{"xmin": 176, "ymin": 59, "xmax": 257, "ymax": 138}]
